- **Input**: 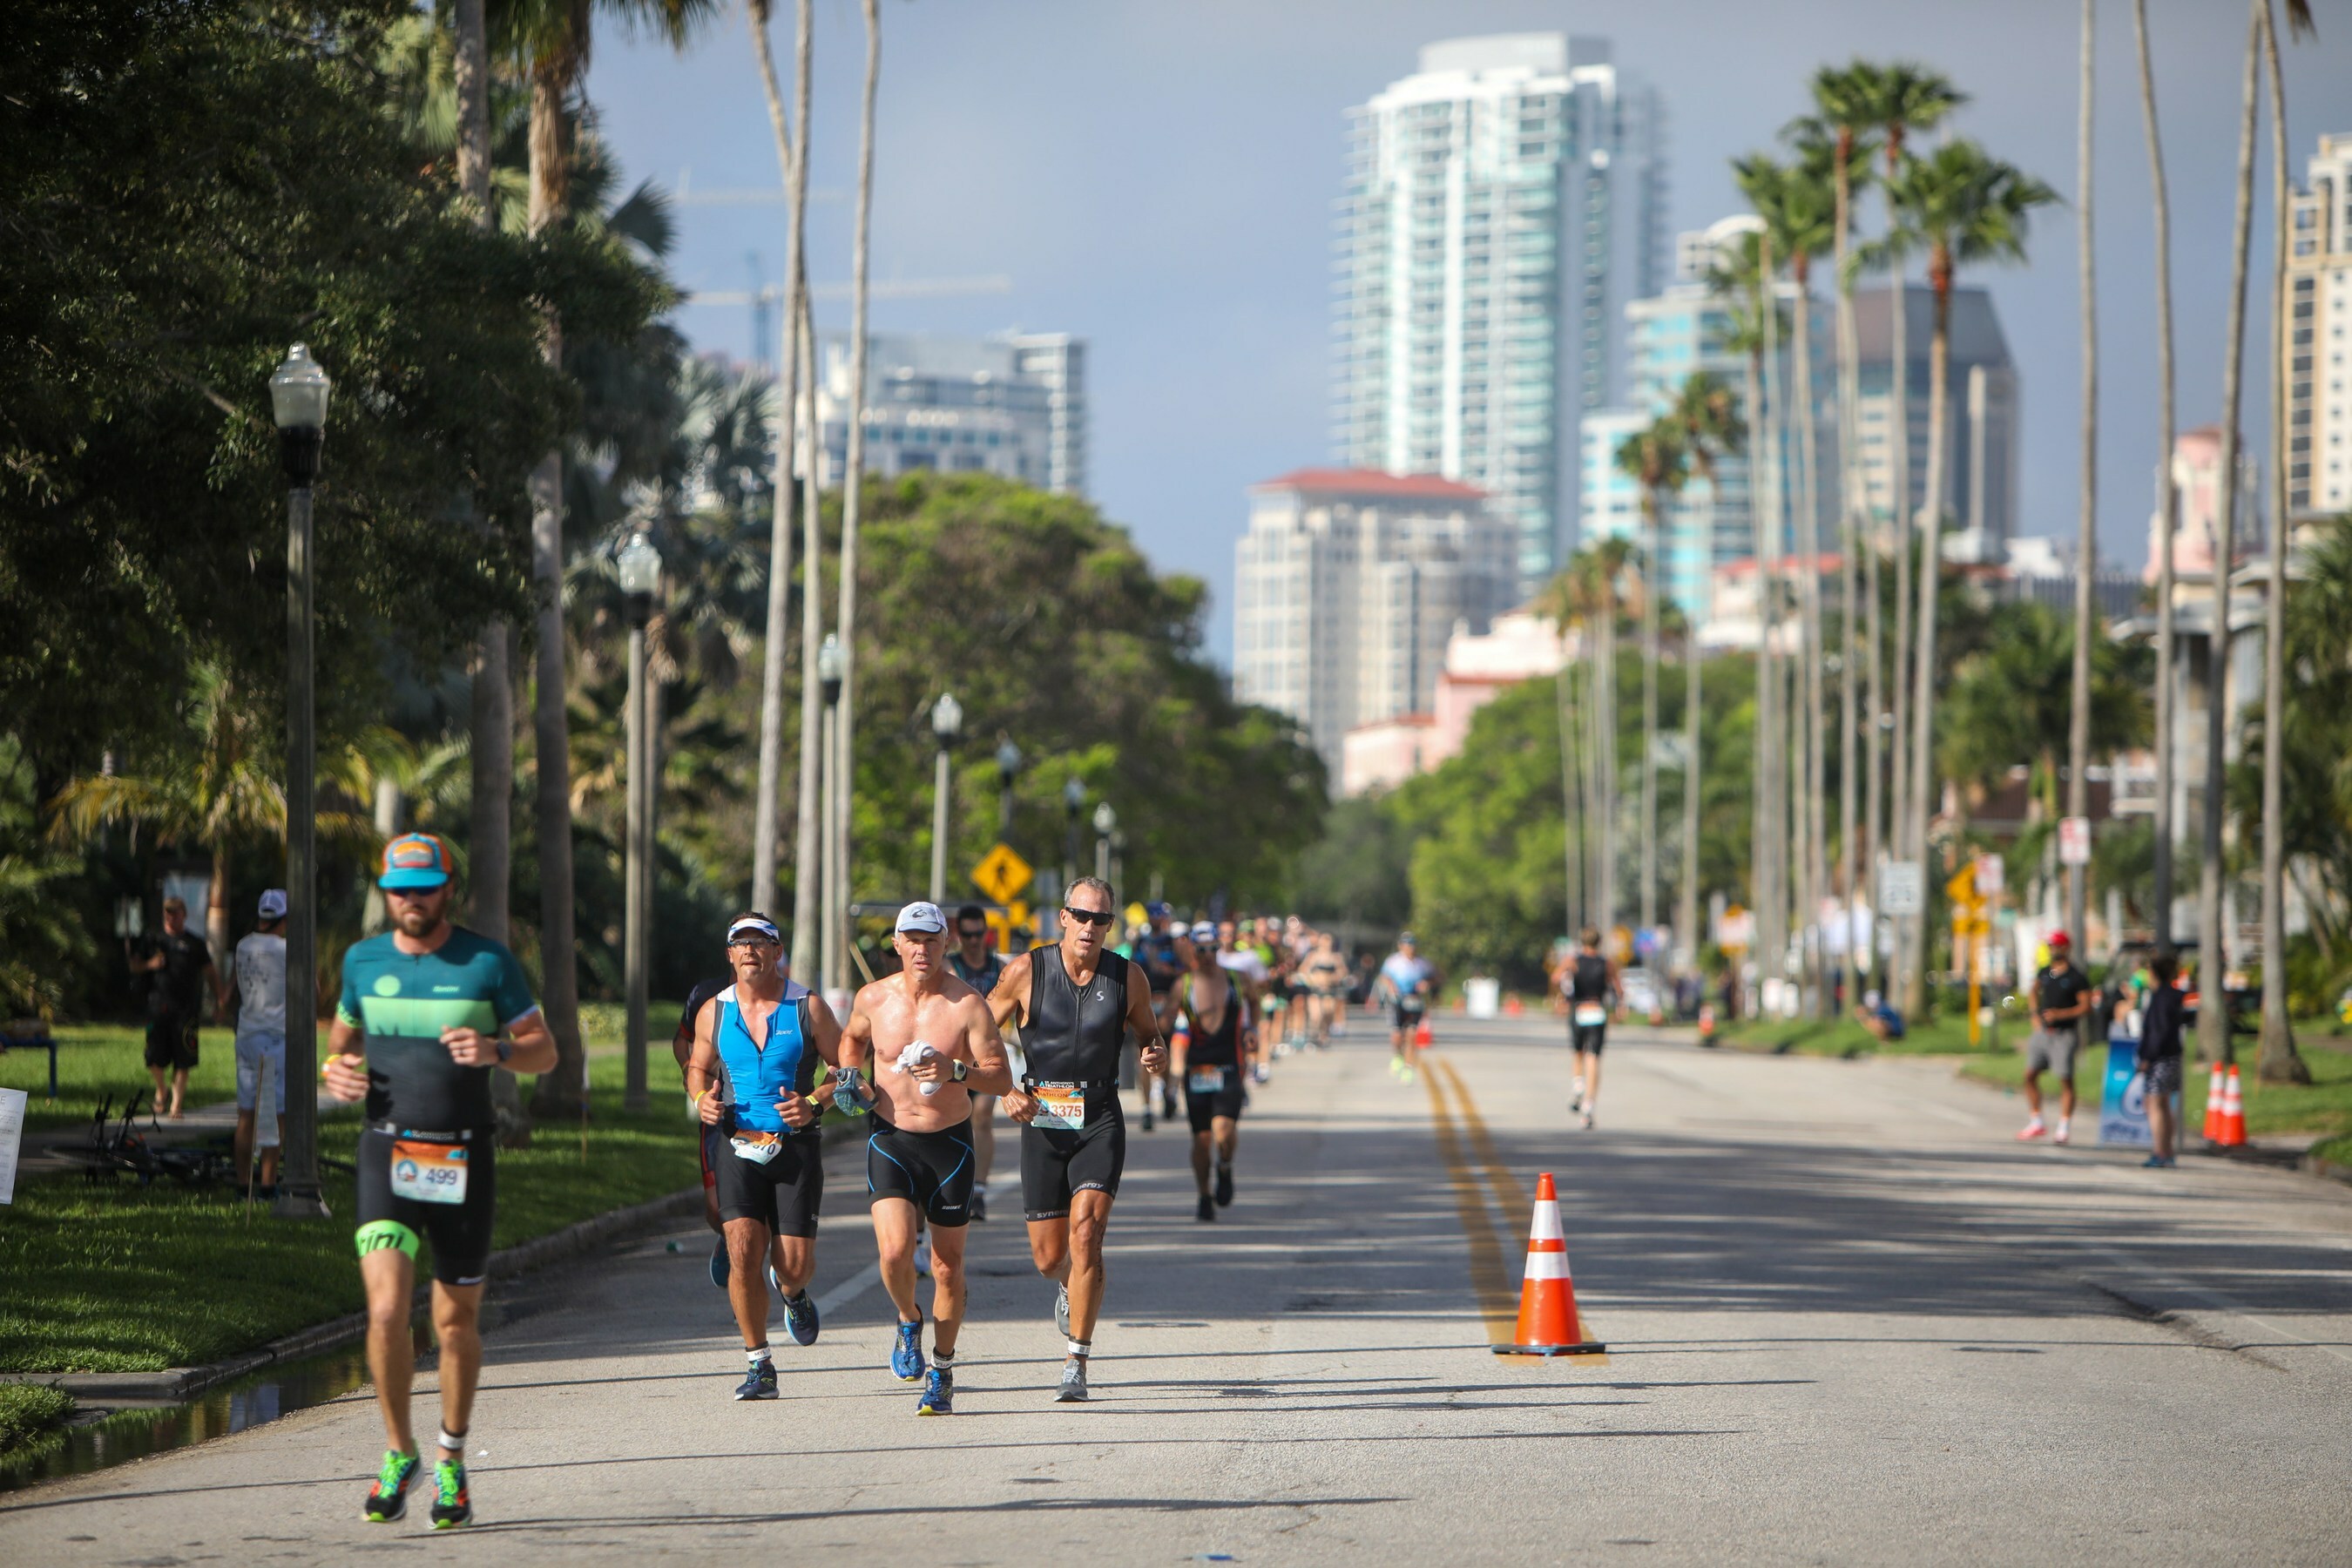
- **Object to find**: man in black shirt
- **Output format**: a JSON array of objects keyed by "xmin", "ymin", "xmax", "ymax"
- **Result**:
[
  {"xmin": 135, "ymin": 895, "xmax": 227, "ymax": 1119},
  {"xmin": 2137, "ymin": 949, "xmax": 2187, "ymax": 1168},
  {"xmin": 2021, "ymin": 930, "xmax": 2093, "ymax": 1145}
]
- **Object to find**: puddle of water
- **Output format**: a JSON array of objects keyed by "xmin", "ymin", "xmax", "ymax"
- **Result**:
[{"xmin": 1, "ymin": 1343, "xmax": 374, "ymax": 1492}]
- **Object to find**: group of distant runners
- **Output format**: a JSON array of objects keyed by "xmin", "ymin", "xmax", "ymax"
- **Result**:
[{"xmin": 321, "ymin": 828, "xmax": 1624, "ymax": 1528}]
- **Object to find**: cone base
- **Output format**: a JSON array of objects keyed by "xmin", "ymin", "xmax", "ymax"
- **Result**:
[{"xmin": 1493, "ymin": 1341, "xmax": 1607, "ymax": 1356}]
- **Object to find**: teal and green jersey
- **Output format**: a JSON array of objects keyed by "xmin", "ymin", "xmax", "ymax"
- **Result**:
[{"xmin": 337, "ymin": 927, "xmax": 538, "ymax": 1131}]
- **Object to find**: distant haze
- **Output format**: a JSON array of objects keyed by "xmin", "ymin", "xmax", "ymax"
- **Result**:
[{"xmin": 592, "ymin": 0, "xmax": 2352, "ymax": 664}]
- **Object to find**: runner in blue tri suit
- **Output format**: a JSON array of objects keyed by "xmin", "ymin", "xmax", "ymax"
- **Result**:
[{"xmin": 685, "ymin": 913, "xmax": 843, "ymax": 1400}]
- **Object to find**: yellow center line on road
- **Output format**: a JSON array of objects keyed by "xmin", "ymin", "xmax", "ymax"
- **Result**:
[{"xmin": 1421, "ymin": 1058, "xmax": 1517, "ymax": 1345}]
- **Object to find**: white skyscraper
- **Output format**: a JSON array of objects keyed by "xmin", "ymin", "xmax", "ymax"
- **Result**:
[
  {"xmin": 2287, "ymin": 132, "xmax": 2352, "ymax": 519},
  {"xmin": 813, "ymin": 331, "xmax": 1088, "ymax": 497},
  {"xmin": 1332, "ymin": 33, "xmax": 1667, "ymax": 591}
]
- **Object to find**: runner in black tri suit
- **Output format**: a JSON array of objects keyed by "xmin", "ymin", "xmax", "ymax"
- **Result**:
[
  {"xmin": 1171, "ymin": 921, "xmax": 1252, "ymax": 1222},
  {"xmin": 985, "ymin": 875, "xmax": 1167, "ymax": 1402},
  {"xmin": 947, "ymin": 904, "xmax": 1010, "ymax": 1221},
  {"xmin": 1560, "ymin": 926, "xmax": 1619, "ymax": 1130},
  {"xmin": 1133, "ymin": 902, "xmax": 1185, "ymax": 1126}
]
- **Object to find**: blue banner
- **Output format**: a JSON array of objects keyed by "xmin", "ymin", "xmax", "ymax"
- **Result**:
[{"xmin": 2098, "ymin": 1031, "xmax": 2180, "ymax": 1147}]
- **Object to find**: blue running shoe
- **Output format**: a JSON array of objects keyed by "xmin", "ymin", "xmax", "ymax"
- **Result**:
[
  {"xmin": 734, "ymin": 1360, "xmax": 779, "ymax": 1400},
  {"xmin": 781, "ymin": 1287, "xmax": 820, "ymax": 1347},
  {"xmin": 709, "ymin": 1237, "xmax": 730, "ymax": 1290},
  {"xmin": 363, "ymin": 1449, "xmax": 421, "ymax": 1523},
  {"xmin": 916, "ymin": 1366, "xmax": 954, "ymax": 1416},
  {"xmin": 892, "ymin": 1318, "xmax": 927, "ymax": 1382}
]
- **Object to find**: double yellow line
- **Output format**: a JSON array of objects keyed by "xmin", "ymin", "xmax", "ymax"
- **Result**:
[{"xmin": 1421, "ymin": 1054, "xmax": 1533, "ymax": 1345}]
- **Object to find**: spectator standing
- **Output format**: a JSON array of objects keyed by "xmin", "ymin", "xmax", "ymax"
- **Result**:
[
  {"xmin": 2137, "ymin": 950, "xmax": 2187, "ymax": 1169},
  {"xmin": 2020, "ymin": 930, "xmax": 2093, "ymax": 1145},
  {"xmin": 231, "ymin": 889, "xmax": 290, "ymax": 1192},
  {"xmin": 135, "ymin": 894, "xmax": 227, "ymax": 1119}
]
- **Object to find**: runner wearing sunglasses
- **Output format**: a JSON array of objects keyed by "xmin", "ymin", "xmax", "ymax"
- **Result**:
[{"xmin": 985, "ymin": 875, "xmax": 1168, "ymax": 1402}]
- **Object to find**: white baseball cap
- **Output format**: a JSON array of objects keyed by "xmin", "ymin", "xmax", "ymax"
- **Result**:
[
  {"xmin": 895, "ymin": 901, "xmax": 946, "ymax": 935},
  {"xmin": 257, "ymin": 889, "xmax": 288, "ymax": 920}
]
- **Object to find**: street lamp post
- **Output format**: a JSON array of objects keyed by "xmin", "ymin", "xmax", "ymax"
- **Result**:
[
  {"xmin": 1062, "ymin": 777, "xmax": 1086, "ymax": 897},
  {"xmin": 269, "ymin": 344, "xmax": 331, "ymax": 1220},
  {"xmin": 929, "ymin": 693, "xmax": 963, "ymax": 904},
  {"xmin": 817, "ymin": 634, "xmax": 846, "ymax": 995},
  {"xmin": 1092, "ymin": 801, "xmax": 1116, "ymax": 894},
  {"xmin": 995, "ymin": 739, "xmax": 1023, "ymax": 842},
  {"xmin": 617, "ymin": 531, "xmax": 660, "ymax": 1112}
]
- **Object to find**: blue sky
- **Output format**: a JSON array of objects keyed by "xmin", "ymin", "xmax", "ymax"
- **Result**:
[{"xmin": 587, "ymin": 0, "xmax": 2351, "ymax": 663}]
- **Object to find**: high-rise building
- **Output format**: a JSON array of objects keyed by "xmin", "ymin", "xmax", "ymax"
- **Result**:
[
  {"xmin": 1584, "ymin": 216, "xmax": 1836, "ymax": 618},
  {"xmin": 1331, "ymin": 33, "xmax": 1666, "ymax": 591},
  {"xmin": 2286, "ymin": 131, "xmax": 2352, "ymax": 519},
  {"xmin": 814, "ymin": 331, "xmax": 1088, "ymax": 497},
  {"xmin": 1851, "ymin": 284, "xmax": 2018, "ymax": 562},
  {"xmin": 1232, "ymin": 469, "xmax": 1518, "ymax": 770},
  {"xmin": 2146, "ymin": 425, "xmax": 2259, "ymax": 583}
]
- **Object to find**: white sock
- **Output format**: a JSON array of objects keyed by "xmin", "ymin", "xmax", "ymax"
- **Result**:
[
  {"xmin": 436, "ymin": 1427, "xmax": 466, "ymax": 1456},
  {"xmin": 1067, "ymin": 1337, "xmax": 1091, "ymax": 1360},
  {"xmin": 747, "ymin": 1345, "xmax": 772, "ymax": 1368}
]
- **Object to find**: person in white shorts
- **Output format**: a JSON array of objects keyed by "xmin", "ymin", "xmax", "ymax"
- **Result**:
[{"xmin": 231, "ymin": 889, "xmax": 290, "ymax": 1193}]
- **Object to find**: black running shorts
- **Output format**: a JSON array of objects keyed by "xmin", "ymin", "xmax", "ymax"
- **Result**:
[
  {"xmin": 716, "ymin": 1128, "xmax": 824, "ymax": 1237},
  {"xmin": 1571, "ymin": 1023, "xmax": 1606, "ymax": 1055},
  {"xmin": 355, "ymin": 1125, "xmax": 497, "ymax": 1287},
  {"xmin": 866, "ymin": 1116, "xmax": 975, "ymax": 1227},
  {"xmin": 1183, "ymin": 1064, "xmax": 1246, "ymax": 1133},
  {"xmin": 1020, "ymin": 1107, "xmax": 1125, "ymax": 1221},
  {"xmin": 145, "ymin": 1012, "xmax": 199, "ymax": 1071}
]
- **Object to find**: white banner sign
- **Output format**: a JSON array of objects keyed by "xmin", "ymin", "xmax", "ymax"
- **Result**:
[
  {"xmin": 0, "ymin": 1086, "xmax": 25, "ymax": 1205},
  {"xmin": 2058, "ymin": 816, "xmax": 2092, "ymax": 866},
  {"xmin": 1880, "ymin": 861, "xmax": 1924, "ymax": 916}
]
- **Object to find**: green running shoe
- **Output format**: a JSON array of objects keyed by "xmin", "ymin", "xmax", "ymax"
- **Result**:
[
  {"xmin": 363, "ymin": 1449, "xmax": 420, "ymax": 1523},
  {"xmin": 429, "ymin": 1458, "xmax": 472, "ymax": 1529}
]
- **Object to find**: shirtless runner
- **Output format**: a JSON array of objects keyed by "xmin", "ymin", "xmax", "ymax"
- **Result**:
[{"xmin": 836, "ymin": 902, "xmax": 1014, "ymax": 1416}]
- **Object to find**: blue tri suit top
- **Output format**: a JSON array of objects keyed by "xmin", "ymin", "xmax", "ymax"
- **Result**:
[{"xmin": 713, "ymin": 983, "xmax": 818, "ymax": 1135}]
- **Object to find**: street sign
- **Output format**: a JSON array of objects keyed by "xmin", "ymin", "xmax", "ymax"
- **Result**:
[
  {"xmin": 1975, "ymin": 853, "xmax": 2004, "ymax": 895},
  {"xmin": 2058, "ymin": 815, "xmax": 2092, "ymax": 866},
  {"xmin": 970, "ymin": 842, "xmax": 1033, "ymax": 905},
  {"xmin": 1880, "ymin": 860, "xmax": 1923, "ymax": 916}
]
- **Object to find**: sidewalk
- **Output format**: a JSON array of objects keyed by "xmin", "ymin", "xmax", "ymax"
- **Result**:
[{"xmin": 17, "ymin": 1089, "xmax": 340, "ymax": 1180}]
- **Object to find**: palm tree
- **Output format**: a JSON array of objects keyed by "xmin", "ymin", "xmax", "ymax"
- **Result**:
[
  {"xmin": 1942, "ymin": 605, "xmax": 2151, "ymax": 833},
  {"xmin": 507, "ymin": 0, "xmax": 713, "ymax": 1116},
  {"xmin": 2065, "ymin": 0, "xmax": 2100, "ymax": 956},
  {"xmin": 1883, "ymin": 140, "xmax": 2058, "ymax": 1017},
  {"xmin": 1618, "ymin": 419, "xmax": 1690, "ymax": 939},
  {"xmin": 1853, "ymin": 64, "xmax": 1966, "ymax": 969},
  {"xmin": 1672, "ymin": 374, "xmax": 1747, "ymax": 965},
  {"xmin": 1794, "ymin": 84, "xmax": 1882, "ymax": 992},
  {"xmin": 2132, "ymin": 0, "xmax": 2181, "ymax": 950},
  {"xmin": 2255, "ymin": 0, "xmax": 2314, "ymax": 1084},
  {"xmin": 828, "ymin": 0, "xmax": 883, "ymax": 994},
  {"xmin": 1561, "ymin": 540, "xmax": 1635, "ymax": 926},
  {"xmin": 746, "ymin": 0, "xmax": 812, "ymax": 925}
]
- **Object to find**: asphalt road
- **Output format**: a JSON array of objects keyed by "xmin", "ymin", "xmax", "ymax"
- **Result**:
[{"xmin": 5, "ymin": 1015, "xmax": 2350, "ymax": 1565}]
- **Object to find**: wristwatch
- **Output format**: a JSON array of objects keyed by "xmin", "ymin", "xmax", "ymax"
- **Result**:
[
  {"xmin": 495, "ymin": 1037, "xmax": 512, "ymax": 1064},
  {"xmin": 951, "ymin": 1058, "xmax": 969, "ymax": 1083}
]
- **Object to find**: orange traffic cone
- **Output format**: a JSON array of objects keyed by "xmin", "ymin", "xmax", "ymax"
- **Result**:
[
  {"xmin": 1698, "ymin": 1003, "xmax": 1718, "ymax": 1043},
  {"xmin": 2217, "ymin": 1065, "xmax": 2247, "ymax": 1148},
  {"xmin": 1495, "ymin": 1172, "xmax": 1605, "ymax": 1356},
  {"xmin": 2202, "ymin": 1062, "xmax": 2227, "ymax": 1142},
  {"xmin": 1413, "ymin": 1019, "xmax": 1434, "ymax": 1049}
]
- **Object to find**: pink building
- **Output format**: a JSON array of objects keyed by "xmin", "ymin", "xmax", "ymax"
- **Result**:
[
  {"xmin": 1339, "ymin": 608, "xmax": 1568, "ymax": 794},
  {"xmin": 2147, "ymin": 426, "xmax": 2258, "ymax": 584}
]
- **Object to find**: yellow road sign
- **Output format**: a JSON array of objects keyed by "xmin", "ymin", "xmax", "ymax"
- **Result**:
[{"xmin": 970, "ymin": 842, "xmax": 1033, "ymax": 905}]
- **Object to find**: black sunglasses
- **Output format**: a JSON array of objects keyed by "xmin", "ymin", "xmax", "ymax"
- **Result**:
[
  {"xmin": 956, "ymin": 926, "xmax": 989, "ymax": 940},
  {"xmin": 1061, "ymin": 907, "xmax": 1115, "ymax": 928}
]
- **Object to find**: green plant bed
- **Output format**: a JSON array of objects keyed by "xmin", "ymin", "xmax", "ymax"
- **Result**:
[
  {"xmin": 1714, "ymin": 1011, "xmax": 1992, "ymax": 1059},
  {"xmin": 0, "ymin": 1053, "xmax": 700, "ymax": 1376},
  {"xmin": 2310, "ymin": 1132, "xmax": 2352, "ymax": 1169},
  {"xmin": 0, "ymin": 1384, "xmax": 76, "ymax": 1465},
  {"xmin": 1958, "ymin": 1042, "xmax": 2352, "ymax": 1139}
]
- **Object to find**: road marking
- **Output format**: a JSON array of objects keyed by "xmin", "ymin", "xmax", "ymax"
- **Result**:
[
  {"xmin": 1435, "ymin": 1057, "xmax": 1529, "ymax": 1238},
  {"xmin": 813, "ymin": 1261, "xmax": 883, "ymax": 1320},
  {"xmin": 1421, "ymin": 1064, "xmax": 1517, "ymax": 1344}
]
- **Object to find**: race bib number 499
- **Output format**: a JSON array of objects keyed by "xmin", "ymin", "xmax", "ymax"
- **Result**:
[{"xmin": 389, "ymin": 1139, "xmax": 469, "ymax": 1205}]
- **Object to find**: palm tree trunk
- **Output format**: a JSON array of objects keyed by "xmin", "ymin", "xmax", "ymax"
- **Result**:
[
  {"xmin": 747, "ymin": 0, "xmax": 808, "ymax": 922},
  {"xmin": 1903, "ymin": 265, "xmax": 1954, "ymax": 1022},
  {"xmin": 786, "ymin": 0, "xmax": 823, "ymax": 986},
  {"xmin": 2255, "ymin": 0, "xmax": 2309, "ymax": 1084},
  {"xmin": 1746, "ymin": 333, "xmax": 1779, "ymax": 999},
  {"xmin": 1833, "ymin": 139, "xmax": 1867, "ymax": 990},
  {"xmin": 1794, "ymin": 270, "xmax": 1829, "ymax": 1015},
  {"xmin": 1555, "ymin": 653, "xmax": 1581, "ymax": 936},
  {"xmin": 1680, "ymin": 611, "xmax": 1702, "ymax": 972},
  {"xmin": 526, "ymin": 56, "xmax": 585, "ymax": 1118},
  {"xmin": 2135, "ymin": 0, "xmax": 2180, "ymax": 948},
  {"xmin": 2067, "ymin": 0, "xmax": 2099, "ymax": 954},
  {"xmin": 206, "ymin": 844, "xmax": 231, "ymax": 1009},
  {"xmin": 1596, "ymin": 594, "xmax": 1619, "ymax": 929},
  {"xmin": 1888, "ymin": 263, "xmax": 1916, "ymax": 988},
  {"xmin": 1640, "ymin": 494, "xmax": 1660, "ymax": 934},
  {"xmin": 2198, "ymin": 1, "xmax": 2261, "ymax": 1069},
  {"xmin": 828, "ymin": 0, "xmax": 882, "ymax": 995}
]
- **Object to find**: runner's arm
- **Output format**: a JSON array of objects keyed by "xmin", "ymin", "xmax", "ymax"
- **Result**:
[
  {"xmin": 1125, "ymin": 962, "xmax": 1167, "ymax": 1073},
  {"xmin": 957, "ymin": 995, "xmax": 1015, "ymax": 1097},
  {"xmin": 322, "ymin": 1012, "xmax": 368, "ymax": 1102},
  {"xmin": 985, "ymin": 953, "xmax": 1031, "ymax": 1033},
  {"xmin": 686, "ymin": 999, "xmax": 727, "ymax": 1124},
  {"xmin": 803, "ymin": 991, "xmax": 845, "ymax": 1069}
]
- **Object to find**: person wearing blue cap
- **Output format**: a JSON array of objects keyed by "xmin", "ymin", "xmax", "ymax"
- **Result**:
[{"xmin": 323, "ymin": 833, "xmax": 558, "ymax": 1530}]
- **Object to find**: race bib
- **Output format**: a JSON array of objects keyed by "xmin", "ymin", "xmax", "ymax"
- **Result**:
[
  {"xmin": 1188, "ymin": 1065, "xmax": 1227, "ymax": 1094},
  {"xmin": 1031, "ymin": 1082, "xmax": 1087, "ymax": 1132},
  {"xmin": 1573, "ymin": 1003, "xmax": 1606, "ymax": 1028},
  {"xmin": 731, "ymin": 1129, "xmax": 785, "ymax": 1166},
  {"xmin": 1400, "ymin": 993, "xmax": 1426, "ymax": 1014},
  {"xmin": 389, "ymin": 1139, "xmax": 468, "ymax": 1205}
]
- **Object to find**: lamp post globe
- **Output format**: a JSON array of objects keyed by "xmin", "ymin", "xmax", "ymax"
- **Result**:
[
  {"xmin": 932, "ymin": 691, "xmax": 963, "ymax": 745},
  {"xmin": 268, "ymin": 343, "xmax": 331, "ymax": 484},
  {"xmin": 996, "ymin": 739, "xmax": 1022, "ymax": 788},
  {"xmin": 1063, "ymin": 777, "xmax": 1086, "ymax": 817},
  {"xmin": 617, "ymin": 531, "xmax": 659, "ymax": 628},
  {"xmin": 1092, "ymin": 801, "xmax": 1117, "ymax": 837}
]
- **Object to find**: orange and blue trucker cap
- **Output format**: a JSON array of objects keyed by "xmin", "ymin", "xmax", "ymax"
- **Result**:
[{"xmin": 379, "ymin": 832, "xmax": 455, "ymax": 890}]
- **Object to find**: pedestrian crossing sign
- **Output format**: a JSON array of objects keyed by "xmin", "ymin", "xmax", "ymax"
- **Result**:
[{"xmin": 971, "ymin": 842, "xmax": 1033, "ymax": 905}]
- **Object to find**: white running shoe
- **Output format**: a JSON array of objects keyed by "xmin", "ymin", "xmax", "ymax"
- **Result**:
[{"xmin": 914, "ymin": 1236, "xmax": 932, "ymax": 1276}]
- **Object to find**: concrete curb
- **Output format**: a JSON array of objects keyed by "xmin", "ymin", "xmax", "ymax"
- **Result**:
[
  {"xmin": 4, "ymin": 1116, "xmax": 865, "ymax": 1404},
  {"xmin": 2302, "ymin": 1152, "xmax": 2352, "ymax": 1188}
]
